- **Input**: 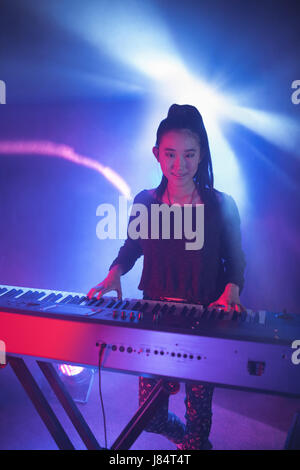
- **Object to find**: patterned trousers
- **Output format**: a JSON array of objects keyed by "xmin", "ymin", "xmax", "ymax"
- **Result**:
[{"xmin": 139, "ymin": 377, "xmax": 214, "ymax": 450}]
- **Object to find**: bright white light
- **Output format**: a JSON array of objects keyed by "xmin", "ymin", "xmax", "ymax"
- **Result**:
[
  {"xmin": 59, "ymin": 364, "xmax": 84, "ymax": 376},
  {"xmin": 227, "ymin": 106, "xmax": 300, "ymax": 154}
]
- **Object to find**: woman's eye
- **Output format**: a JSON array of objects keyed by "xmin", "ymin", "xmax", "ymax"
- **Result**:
[
  {"xmin": 166, "ymin": 153, "xmax": 175, "ymax": 158},
  {"xmin": 186, "ymin": 153, "xmax": 195, "ymax": 158}
]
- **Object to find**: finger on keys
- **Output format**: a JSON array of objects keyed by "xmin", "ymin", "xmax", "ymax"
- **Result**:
[
  {"xmin": 87, "ymin": 288, "xmax": 95, "ymax": 300},
  {"xmin": 97, "ymin": 289, "xmax": 104, "ymax": 300},
  {"xmin": 88, "ymin": 285, "xmax": 102, "ymax": 300},
  {"xmin": 117, "ymin": 289, "xmax": 123, "ymax": 301},
  {"xmin": 233, "ymin": 303, "xmax": 241, "ymax": 313}
]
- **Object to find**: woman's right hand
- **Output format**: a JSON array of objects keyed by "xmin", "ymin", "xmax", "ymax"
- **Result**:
[{"xmin": 87, "ymin": 265, "xmax": 123, "ymax": 301}]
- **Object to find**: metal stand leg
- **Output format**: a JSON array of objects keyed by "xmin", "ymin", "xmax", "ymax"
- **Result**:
[
  {"xmin": 37, "ymin": 361, "xmax": 103, "ymax": 449},
  {"xmin": 111, "ymin": 379, "xmax": 180, "ymax": 450},
  {"xmin": 8, "ymin": 356, "xmax": 75, "ymax": 450},
  {"xmin": 284, "ymin": 411, "xmax": 300, "ymax": 450}
]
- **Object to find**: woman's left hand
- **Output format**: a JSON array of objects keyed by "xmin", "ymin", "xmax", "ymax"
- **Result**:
[{"xmin": 208, "ymin": 283, "xmax": 246, "ymax": 312}]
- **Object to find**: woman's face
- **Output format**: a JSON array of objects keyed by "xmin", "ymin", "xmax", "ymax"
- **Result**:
[{"xmin": 153, "ymin": 129, "xmax": 201, "ymax": 186}]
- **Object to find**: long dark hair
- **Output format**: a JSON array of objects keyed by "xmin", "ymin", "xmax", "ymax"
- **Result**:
[{"xmin": 155, "ymin": 104, "xmax": 215, "ymax": 204}]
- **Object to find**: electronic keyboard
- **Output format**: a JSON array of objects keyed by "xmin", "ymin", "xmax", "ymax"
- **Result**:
[{"xmin": 0, "ymin": 284, "xmax": 299, "ymax": 397}]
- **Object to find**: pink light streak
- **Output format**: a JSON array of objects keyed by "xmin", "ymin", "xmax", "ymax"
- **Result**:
[{"xmin": 0, "ymin": 140, "xmax": 133, "ymax": 200}]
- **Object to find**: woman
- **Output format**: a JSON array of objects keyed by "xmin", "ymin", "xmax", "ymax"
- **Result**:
[{"xmin": 87, "ymin": 104, "xmax": 246, "ymax": 450}]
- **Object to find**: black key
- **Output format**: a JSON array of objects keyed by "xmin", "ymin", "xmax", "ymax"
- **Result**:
[
  {"xmin": 107, "ymin": 299, "xmax": 118, "ymax": 309},
  {"xmin": 217, "ymin": 309, "xmax": 225, "ymax": 320},
  {"xmin": 0, "ymin": 287, "xmax": 8, "ymax": 295},
  {"xmin": 141, "ymin": 302, "xmax": 149, "ymax": 312},
  {"xmin": 151, "ymin": 303, "xmax": 161, "ymax": 314},
  {"xmin": 40, "ymin": 293, "xmax": 58, "ymax": 303},
  {"xmin": 67, "ymin": 295, "xmax": 81, "ymax": 304},
  {"xmin": 168, "ymin": 305, "xmax": 176, "ymax": 315},
  {"xmin": 188, "ymin": 307, "xmax": 197, "ymax": 318},
  {"xmin": 33, "ymin": 291, "xmax": 47, "ymax": 301},
  {"xmin": 201, "ymin": 308, "xmax": 209, "ymax": 319},
  {"xmin": 180, "ymin": 306, "xmax": 189, "ymax": 317},
  {"xmin": 160, "ymin": 304, "xmax": 169, "ymax": 315},
  {"xmin": 132, "ymin": 301, "xmax": 142, "ymax": 310},
  {"xmin": 0, "ymin": 288, "xmax": 24, "ymax": 299},
  {"xmin": 17, "ymin": 291, "xmax": 36, "ymax": 302},
  {"xmin": 93, "ymin": 298, "xmax": 106, "ymax": 307},
  {"xmin": 114, "ymin": 300, "xmax": 124, "ymax": 309},
  {"xmin": 209, "ymin": 309, "xmax": 218, "ymax": 320},
  {"xmin": 232, "ymin": 311, "xmax": 239, "ymax": 321},
  {"xmin": 53, "ymin": 294, "xmax": 63, "ymax": 303},
  {"xmin": 58, "ymin": 295, "xmax": 73, "ymax": 304},
  {"xmin": 29, "ymin": 291, "xmax": 43, "ymax": 300},
  {"xmin": 241, "ymin": 311, "xmax": 248, "ymax": 322}
]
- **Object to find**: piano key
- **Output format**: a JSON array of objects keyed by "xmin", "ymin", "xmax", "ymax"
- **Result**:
[
  {"xmin": 188, "ymin": 307, "xmax": 197, "ymax": 318},
  {"xmin": 141, "ymin": 302, "xmax": 149, "ymax": 312},
  {"xmin": 217, "ymin": 309, "xmax": 225, "ymax": 320},
  {"xmin": 32, "ymin": 291, "xmax": 47, "ymax": 301},
  {"xmin": 240, "ymin": 310, "xmax": 248, "ymax": 322},
  {"xmin": 106, "ymin": 299, "xmax": 119, "ymax": 309},
  {"xmin": 93, "ymin": 298, "xmax": 106, "ymax": 307},
  {"xmin": 208, "ymin": 309, "xmax": 218, "ymax": 320},
  {"xmin": 0, "ymin": 287, "xmax": 8, "ymax": 296},
  {"xmin": 58, "ymin": 294, "xmax": 74, "ymax": 304},
  {"xmin": 66, "ymin": 295, "xmax": 81, "ymax": 304},
  {"xmin": 0, "ymin": 288, "xmax": 24, "ymax": 299},
  {"xmin": 200, "ymin": 308, "xmax": 209, "ymax": 319},
  {"xmin": 151, "ymin": 303, "xmax": 161, "ymax": 314},
  {"xmin": 259, "ymin": 310, "xmax": 266, "ymax": 325},
  {"xmin": 40, "ymin": 293, "xmax": 58, "ymax": 303},
  {"xmin": 160, "ymin": 304, "xmax": 169, "ymax": 315},
  {"xmin": 132, "ymin": 301, "xmax": 142, "ymax": 310},
  {"xmin": 114, "ymin": 299, "xmax": 124, "ymax": 309},
  {"xmin": 180, "ymin": 306, "xmax": 189, "ymax": 317},
  {"xmin": 15, "ymin": 290, "xmax": 34, "ymax": 301},
  {"xmin": 167, "ymin": 305, "xmax": 177, "ymax": 316},
  {"xmin": 78, "ymin": 296, "xmax": 90, "ymax": 305},
  {"xmin": 253, "ymin": 312, "xmax": 260, "ymax": 323},
  {"xmin": 232, "ymin": 311, "xmax": 239, "ymax": 321}
]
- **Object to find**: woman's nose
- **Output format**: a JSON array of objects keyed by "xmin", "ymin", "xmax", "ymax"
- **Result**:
[{"xmin": 173, "ymin": 156, "xmax": 185, "ymax": 171}]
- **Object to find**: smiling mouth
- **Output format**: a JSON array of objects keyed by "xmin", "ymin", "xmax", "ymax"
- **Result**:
[{"xmin": 172, "ymin": 173, "xmax": 187, "ymax": 177}]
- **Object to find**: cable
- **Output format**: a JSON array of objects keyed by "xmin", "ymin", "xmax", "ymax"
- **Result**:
[{"xmin": 98, "ymin": 342, "xmax": 108, "ymax": 449}]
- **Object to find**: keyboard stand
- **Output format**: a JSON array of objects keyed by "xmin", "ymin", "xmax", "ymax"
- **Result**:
[
  {"xmin": 6, "ymin": 356, "xmax": 179, "ymax": 450},
  {"xmin": 6, "ymin": 356, "xmax": 299, "ymax": 450},
  {"xmin": 7, "ymin": 356, "xmax": 103, "ymax": 450},
  {"xmin": 111, "ymin": 379, "xmax": 180, "ymax": 450}
]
